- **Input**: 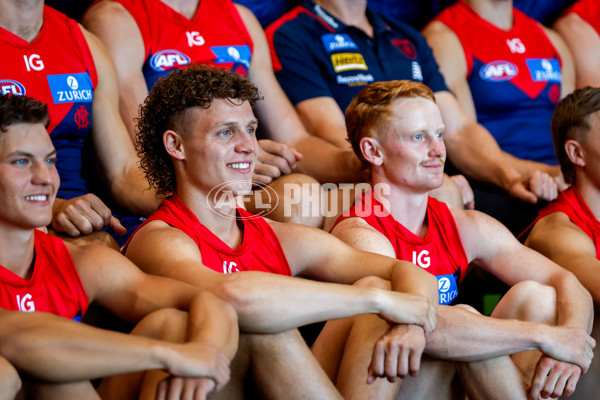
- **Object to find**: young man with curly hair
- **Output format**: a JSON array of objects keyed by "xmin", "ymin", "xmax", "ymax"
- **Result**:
[{"xmin": 124, "ymin": 63, "xmax": 439, "ymax": 399}]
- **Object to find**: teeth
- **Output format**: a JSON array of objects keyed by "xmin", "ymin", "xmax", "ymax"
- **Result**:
[
  {"xmin": 23, "ymin": 195, "xmax": 48, "ymax": 201},
  {"xmin": 229, "ymin": 163, "xmax": 250, "ymax": 169}
]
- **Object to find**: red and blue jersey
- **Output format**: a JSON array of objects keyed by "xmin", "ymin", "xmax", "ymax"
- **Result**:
[
  {"xmin": 332, "ymin": 190, "xmax": 468, "ymax": 305},
  {"xmin": 110, "ymin": 0, "xmax": 254, "ymax": 90},
  {"xmin": 124, "ymin": 194, "xmax": 292, "ymax": 276},
  {"xmin": 266, "ymin": 0, "xmax": 448, "ymax": 113},
  {"xmin": 0, "ymin": 230, "xmax": 89, "ymax": 321},
  {"xmin": 0, "ymin": 6, "xmax": 98, "ymax": 199},
  {"xmin": 434, "ymin": 0, "xmax": 562, "ymax": 164},
  {"xmin": 563, "ymin": 0, "xmax": 600, "ymax": 36}
]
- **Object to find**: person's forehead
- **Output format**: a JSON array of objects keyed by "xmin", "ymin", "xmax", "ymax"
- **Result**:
[{"xmin": 0, "ymin": 123, "xmax": 52, "ymax": 152}]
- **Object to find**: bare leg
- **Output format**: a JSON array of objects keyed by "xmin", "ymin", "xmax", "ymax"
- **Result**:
[
  {"xmin": 0, "ymin": 357, "xmax": 20, "ymax": 400},
  {"xmin": 246, "ymin": 173, "xmax": 325, "ymax": 228}
]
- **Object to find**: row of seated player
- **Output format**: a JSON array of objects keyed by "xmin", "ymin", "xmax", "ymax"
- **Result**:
[{"xmin": 0, "ymin": 66, "xmax": 599, "ymax": 398}]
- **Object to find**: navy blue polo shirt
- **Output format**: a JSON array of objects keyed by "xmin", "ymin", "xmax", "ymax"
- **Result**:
[{"xmin": 266, "ymin": 0, "xmax": 448, "ymax": 112}]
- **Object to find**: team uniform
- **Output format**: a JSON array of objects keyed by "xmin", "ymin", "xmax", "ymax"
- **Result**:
[
  {"xmin": 562, "ymin": 0, "xmax": 600, "ymax": 35},
  {"xmin": 434, "ymin": 0, "xmax": 563, "ymax": 164},
  {"xmin": 266, "ymin": 0, "xmax": 448, "ymax": 113},
  {"xmin": 124, "ymin": 194, "xmax": 292, "ymax": 276},
  {"xmin": 332, "ymin": 190, "xmax": 468, "ymax": 305},
  {"xmin": 0, "ymin": 230, "xmax": 88, "ymax": 321},
  {"xmin": 523, "ymin": 186, "xmax": 600, "ymax": 256},
  {"xmin": 0, "ymin": 5, "xmax": 97, "ymax": 200},
  {"xmin": 109, "ymin": 0, "xmax": 254, "ymax": 90}
]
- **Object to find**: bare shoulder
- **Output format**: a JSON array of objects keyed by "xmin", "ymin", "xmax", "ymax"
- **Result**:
[
  {"xmin": 527, "ymin": 212, "xmax": 595, "ymax": 254},
  {"xmin": 330, "ymin": 217, "xmax": 395, "ymax": 256},
  {"xmin": 421, "ymin": 20, "xmax": 459, "ymax": 47},
  {"xmin": 82, "ymin": 0, "xmax": 133, "ymax": 26},
  {"xmin": 126, "ymin": 219, "xmax": 201, "ymax": 261}
]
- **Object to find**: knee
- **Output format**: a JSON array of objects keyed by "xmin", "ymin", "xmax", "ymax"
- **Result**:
[
  {"xmin": 493, "ymin": 280, "xmax": 556, "ymax": 324},
  {"xmin": 0, "ymin": 357, "xmax": 21, "ymax": 399},
  {"xmin": 453, "ymin": 303, "xmax": 481, "ymax": 315},
  {"xmin": 352, "ymin": 276, "xmax": 391, "ymax": 290},
  {"xmin": 132, "ymin": 308, "xmax": 188, "ymax": 342},
  {"xmin": 261, "ymin": 174, "xmax": 325, "ymax": 228}
]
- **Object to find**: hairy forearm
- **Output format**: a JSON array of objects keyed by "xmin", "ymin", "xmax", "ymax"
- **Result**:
[
  {"xmin": 214, "ymin": 272, "xmax": 384, "ymax": 333},
  {"xmin": 187, "ymin": 292, "xmax": 239, "ymax": 359},
  {"xmin": 110, "ymin": 165, "xmax": 160, "ymax": 216},
  {"xmin": 425, "ymin": 306, "xmax": 542, "ymax": 361},
  {"xmin": 0, "ymin": 312, "xmax": 172, "ymax": 382},
  {"xmin": 293, "ymin": 136, "xmax": 366, "ymax": 183}
]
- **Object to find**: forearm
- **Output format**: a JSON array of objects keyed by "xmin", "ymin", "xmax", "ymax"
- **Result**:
[
  {"xmin": 445, "ymin": 121, "xmax": 521, "ymax": 192},
  {"xmin": 215, "ymin": 272, "xmax": 385, "ymax": 333},
  {"xmin": 0, "ymin": 312, "xmax": 172, "ymax": 382},
  {"xmin": 391, "ymin": 262, "xmax": 439, "ymax": 307},
  {"xmin": 425, "ymin": 305, "xmax": 542, "ymax": 361},
  {"xmin": 110, "ymin": 165, "xmax": 160, "ymax": 216},
  {"xmin": 553, "ymin": 276, "xmax": 594, "ymax": 333},
  {"xmin": 187, "ymin": 292, "xmax": 239, "ymax": 359},
  {"xmin": 293, "ymin": 136, "xmax": 366, "ymax": 183}
]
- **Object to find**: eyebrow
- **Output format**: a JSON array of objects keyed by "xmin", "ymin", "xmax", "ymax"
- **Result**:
[{"xmin": 6, "ymin": 149, "xmax": 57, "ymax": 158}]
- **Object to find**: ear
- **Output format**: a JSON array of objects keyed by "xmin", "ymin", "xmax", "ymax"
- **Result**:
[
  {"xmin": 360, "ymin": 137, "xmax": 384, "ymax": 166},
  {"xmin": 564, "ymin": 139, "xmax": 585, "ymax": 168},
  {"xmin": 163, "ymin": 130, "xmax": 185, "ymax": 160}
]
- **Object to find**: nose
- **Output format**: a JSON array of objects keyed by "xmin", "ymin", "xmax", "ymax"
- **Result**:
[
  {"xmin": 429, "ymin": 136, "xmax": 446, "ymax": 159},
  {"xmin": 31, "ymin": 160, "xmax": 55, "ymax": 185},
  {"xmin": 234, "ymin": 131, "xmax": 256, "ymax": 155}
]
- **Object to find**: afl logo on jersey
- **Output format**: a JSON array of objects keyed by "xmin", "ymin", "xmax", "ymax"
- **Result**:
[
  {"xmin": 0, "ymin": 79, "xmax": 26, "ymax": 95},
  {"xmin": 479, "ymin": 60, "xmax": 518, "ymax": 82},
  {"xmin": 150, "ymin": 50, "xmax": 191, "ymax": 71}
]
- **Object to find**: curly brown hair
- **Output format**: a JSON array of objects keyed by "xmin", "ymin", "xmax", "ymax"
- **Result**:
[
  {"xmin": 0, "ymin": 94, "xmax": 49, "ymax": 133},
  {"xmin": 137, "ymin": 64, "xmax": 262, "ymax": 196},
  {"xmin": 345, "ymin": 80, "xmax": 435, "ymax": 171}
]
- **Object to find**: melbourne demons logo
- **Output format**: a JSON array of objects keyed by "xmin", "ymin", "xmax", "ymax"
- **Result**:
[
  {"xmin": 74, "ymin": 105, "xmax": 90, "ymax": 129},
  {"xmin": 0, "ymin": 79, "xmax": 26, "ymax": 95},
  {"xmin": 479, "ymin": 60, "xmax": 518, "ymax": 82},
  {"xmin": 150, "ymin": 50, "xmax": 191, "ymax": 71},
  {"xmin": 391, "ymin": 39, "xmax": 417, "ymax": 60}
]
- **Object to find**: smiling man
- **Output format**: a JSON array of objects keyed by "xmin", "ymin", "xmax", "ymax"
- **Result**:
[
  {"xmin": 326, "ymin": 79, "xmax": 595, "ymax": 399},
  {"xmin": 123, "ymin": 63, "xmax": 441, "ymax": 399},
  {"xmin": 0, "ymin": 93, "xmax": 238, "ymax": 399}
]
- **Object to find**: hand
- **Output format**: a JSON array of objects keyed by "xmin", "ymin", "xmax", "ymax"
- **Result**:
[
  {"xmin": 450, "ymin": 174, "xmax": 474, "ymax": 209},
  {"xmin": 51, "ymin": 194, "xmax": 126, "ymax": 236},
  {"xmin": 367, "ymin": 324, "xmax": 426, "ymax": 384},
  {"xmin": 156, "ymin": 377, "xmax": 217, "ymax": 400},
  {"xmin": 538, "ymin": 325, "xmax": 595, "ymax": 372},
  {"xmin": 378, "ymin": 291, "xmax": 437, "ymax": 336},
  {"xmin": 164, "ymin": 342, "xmax": 230, "ymax": 390},
  {"xmin": 528, "ymin": 356, "xmax": 582, "ymax": 400},
  {"xmin": 253, "ymin": 139, "xmax": 303, "ymax": 185},
  {"xmin": 527, "ymin": 170, "xmax": 559, "ymax": 202}
]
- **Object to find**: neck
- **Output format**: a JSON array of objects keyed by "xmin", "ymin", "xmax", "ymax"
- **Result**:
[
  {"xmin": 159, "ymin": 0, "xmax": 199, "ymax": 19},
  {"xmin": 370, "ymin": 172, "xmax": 429, "ymax": 238},
  {"xmin": 175, "ymin": 184, "xmax": 243, "ymax": 249},
  {"xmin": 0, "ymin": 0, "xmax": 44, "ymax": 42},
  {"xmin": 316, "ymin": 0, "xmax": 372, "ymax": 36},
  {"xmin": 575, "ymin": 177, "xmax": 600, "ymax": 222},
  {"xmin": 467, "ymin": 0, "xmax": 513, "ymax": 31},
  {"xmin": 0, "ymin": 225, "xmax": 36, "ymax": 279}
]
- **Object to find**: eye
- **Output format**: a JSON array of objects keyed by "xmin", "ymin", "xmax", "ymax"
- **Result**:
[
  {"xmin": 45, "ymin": 157, "xmax": 57, "ymax": 165},
  {"xmin": 218, "ymin": 130, "xmax": 232, "ymax": 138},
  {"xmin": 12, "ymin": 158, "xmax": 30, "ymax": 166},
  {"xmin": 246, "ymin": 127, "xmax": 255, "ymax": 135},
  {"xmin": 436, "ymin": 132, "xmax": 443, "ymax": 139},
  {"xmin": 414, "ymin": 134, "xmax": 423, "ymax": 141}
]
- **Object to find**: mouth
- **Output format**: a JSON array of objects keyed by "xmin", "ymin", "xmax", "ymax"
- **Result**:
[
  {"xmin": 23, "ymin": 195, "xmax": 51, "ymax": 202},
  {"xmin": 227, "ymin": 162, "xmax": 252, "ymax": 172}
]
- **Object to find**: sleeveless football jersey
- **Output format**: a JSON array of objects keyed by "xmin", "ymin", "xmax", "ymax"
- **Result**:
[
  {"xmin": 111, "ymin": 0, "xmax": 254, "ymax": 89},
  {"xmin": 332, "ymin": 190, "xmax": 468, "ymax": 305},
  {"xmin": 125, "ymin": 194, "xmax": 292, "ymax": 276},
  {"xmin": 434, "ymin": 0, "xmax": 562, "ymax": 164},
  {"xmin": 0, "ymin": 6, "xmax": 98, "ymax": 199},
  {"xmin": 525, "ymin": 186, "xmax": 600, "ymax": 258},
  {"xmin": 563, "ymin": 0, "xmax": 600, "ymax": 36},
  {"xmin": 0, "ymin": 230, "xmax": 89, "ymax": 321}
]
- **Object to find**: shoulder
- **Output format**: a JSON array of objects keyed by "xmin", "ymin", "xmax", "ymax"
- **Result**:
[{"xmin": 330, "ymin": 216, "xmax": 395, "ymax": 257}]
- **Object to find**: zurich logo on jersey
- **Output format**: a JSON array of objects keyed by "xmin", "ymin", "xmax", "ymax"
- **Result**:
[
  {"xmin": 47, "ymin": 73, "xmax": 93, "ymax": 104},
  {"xmin": 211, "ymin": 45, "xmax": 251, "ymax": 70},
  {"xmin": 150, "ymin": 50, "xmax": 191, "ymax": 71},
  {"xmin": 526, "ymin": 58, "xmax": 561, "ymax": 83},
  {"xmin": 0, "ymin": 79, "xmax": 26, "ymax": 95},
  {"xmin": 437, "ymin": 274, "xmax": 458, "ymax": 305},
  {"xmin": 479, "ymin": 60, "xmax": 518, "ymax": 82},
  {"xmin": 321, "ymin": 34, "xmax": 358, "ymax": 52}
]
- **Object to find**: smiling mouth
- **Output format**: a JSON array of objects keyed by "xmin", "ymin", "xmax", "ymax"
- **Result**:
[
  {"xmin": 23, "ymin": 195, "xmax": 50, "ymax": 201},
  {"xmin": 228, "ymin": 162, "xmax": 251, "ymax": 169}
]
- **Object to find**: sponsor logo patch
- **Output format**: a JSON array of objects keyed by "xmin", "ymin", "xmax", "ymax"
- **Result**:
[
  {"xmin": 150, "ymin": 50, "xmax": 191, "ymax": 71},
  {"xmin": 211, "ymin": 45, "xmax": 251, "ymax": 70},
  {"xmin": 437, "ymin": 274, "xmax": 459, "ymax": 305},
  {"xmin": 391, "ymin": 39, "xmax": 417, "ymax": 60},
  {"xmin": 47, "ymin": 73, "xmax": 93, "ymax": 104},
  {"xmin": 526, "ymin": 58, "xmax": 561, "ymax": 82},
  {"xmin": 331, "ymin": 53, "xmax": 368, "ymax": 73},
  {"xmin": 336, "ymin": 73, "xmax": 374, "ymax": 86},
  {"xmin": 479, "ymin": 60, "xmax": 518, "ymax": 82},
  {"xmin": 0, "ymin": 79, "xmax": 26, "ymax": 95},
  {"xmin": 321, "ymin": 34, "xmax": 358, "ymax": 52}
]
